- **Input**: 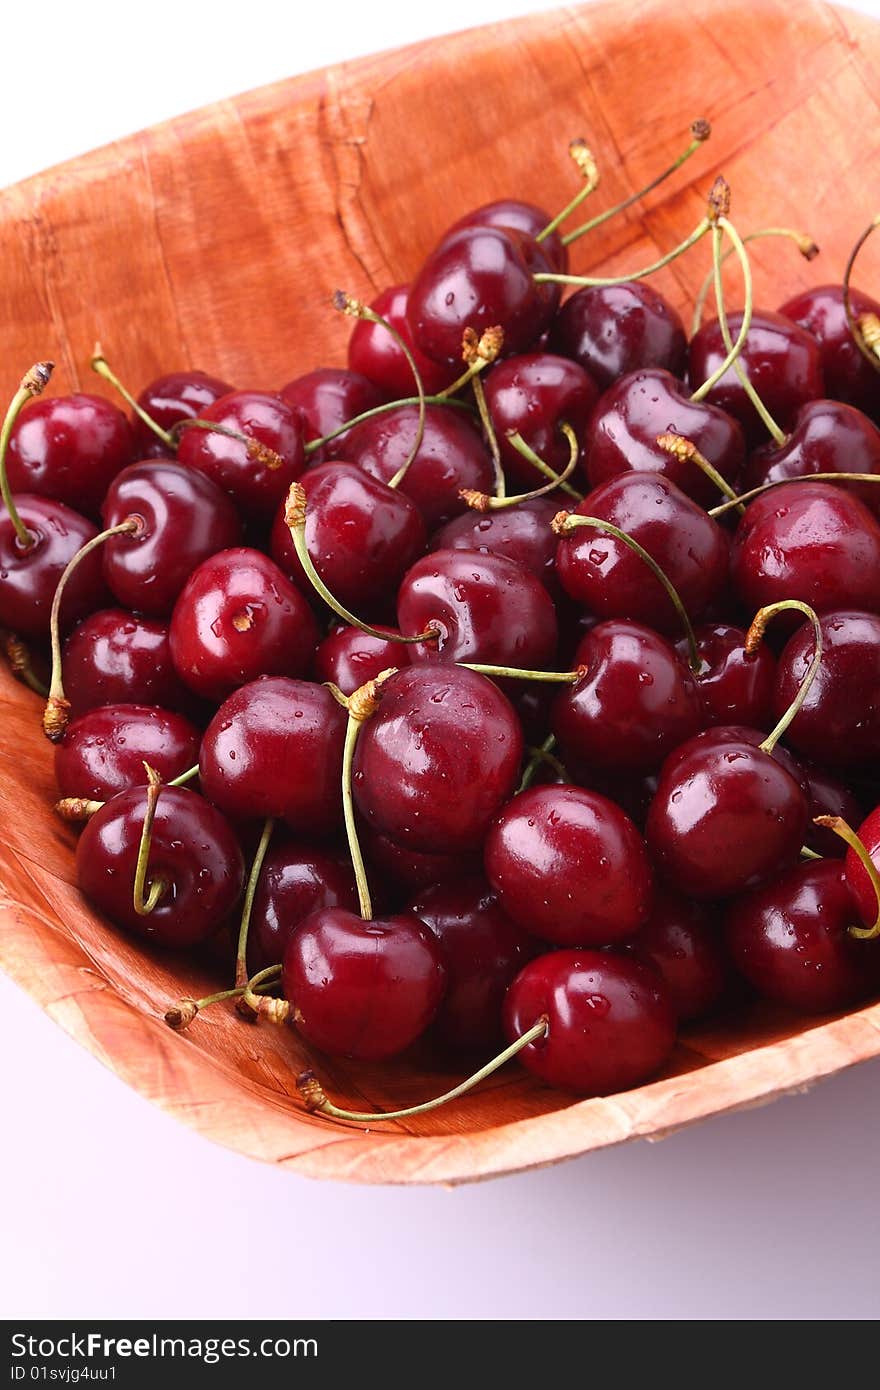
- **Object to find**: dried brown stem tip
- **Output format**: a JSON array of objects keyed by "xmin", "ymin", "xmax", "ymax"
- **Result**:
[
  {"xmin": 333, "ymin": 289, "xmax": 365, "ymax": 318},
  {"xmin": 297, "ymin": 1070, "xmax": 328, "ymax": 1112},
  {"xmin": 551, "ymin": 510, "xmax": 573, "ymax": 536},
  {"xmin": 4, "ymin": 634, "xmax": 31, "ymax": 677},
  {"xmin": 246, "ymin": 439, "xmax": 283, "ymax": 471},
  {"xmin": 348, "ymin": 666, "xmax": 398, "ymax": 723},
  {"xmin": 461, "ymin": 324, "xmax": 504, "ymax": 367},
  {"xmin": 858, "ymin": 312, "xmax": 880, "ymax": 359},
  {"xmin": 708, "ymin": 175, "xmax": 731, "ymax": 222},
  {"xmin": 691, "ymin": 118, "xmax": 712, "ymax": 142},
  {"xmin": 569, "ymin": 138, "xmax": 599, "ymax": 189},
  {"xmin": 656, "ymin": 432, "xmax": 695, "ymax": 462},
  {"xmin": 460, "ymin": 487, "xmax": 492, "ymax": 513},
  {"xmin": 284, "ymin": 480, "xmax": 308, "ymax": 531},
  {"xmin": 798, "ymin": 236, "xmax": 820, "ymax": 261},
  {"xmin": 164, "ymin": 999, "xmax": 199, "ymax": 1031},
  {"xmin": 22, "ymin": 361, "xmax": 54, "ymax": 396},
  {"xmin": 42, "ymin": 694, "xmax": 71, "ymax": 743},
  {"xmin": 54, "ymin": 797, "xmax": 104, "ymax": 822}
]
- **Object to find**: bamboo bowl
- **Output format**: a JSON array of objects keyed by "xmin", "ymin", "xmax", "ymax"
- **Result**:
[{"xmin": 3, "ymin": 0, "xmax": 880, "ymax": 1185}]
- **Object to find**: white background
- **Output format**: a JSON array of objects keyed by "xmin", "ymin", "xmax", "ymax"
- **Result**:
[{"xmin": 3, "ymin": 0, "xmax": 880, "ymax": 1321}]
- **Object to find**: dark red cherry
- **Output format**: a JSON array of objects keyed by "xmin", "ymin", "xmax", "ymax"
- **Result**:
[
  {"xmin": 623, "ymin": 891, "xmax": 728, "ymax": 1021},
  {"xmin": 200, "ymin": 677, "xmax": 346, "ymax": 833},
  {"xmin": 482, "ymin": 352, "xmax": 598, "ymax": 487},
  {"xmin": 344, "ymin": 403, "xmax": 494, "ymax": 529},
  {"xmin": 100, "ymin": 460, "xmax": 242, "ymax": 617},
  {"xmin": 55, "ymin": 704, "xmax": 200, "ymax": 802},
  {"xmin": 62, "ymin": 610, "xmax": 193, "ymax": 717},
  {"xmin": 773, "ymin": 609, "xmax": 880, "ymax": 766},
  {"xmin": 441, "ymin": 198, "xmax": 568, "ymax": 274},
  {"xmin": 352, "ymin": 664, "xmax": 523, "ymax": 854},
  {"xmin": 688, "ymin": 310, "xmax": 824, "ymax": 446},
  {"xmin": 726, "ymin": 860, "xmax": 876, "ymax": 1012},
  {"xmin": 6, "ymin": 393, "xmax": 133, "ymax": 519},
  {"xmin": 485, "ymin": 784, "xmax": 653, "ymax": 946},
  {"xmin": 347, "ymin": 285, "xmax": 460, "ymax": 398},
  {"xmin": 269, "ymin": 462, "xmax": 426, "ymax": 613},
  {"xmin": 550, "ymin": 283, "xmax": 687, "ymax": 389},
  {"xmin": 743, "ymin": 399, "xmax": 880, "ymax": 517},
  {"xmin": 408, "ymin": 877, "xmax": 539, "ymax": 1051},
  {"xmin": 584, "ymin": 368, "xmax": 745, "ymax": 509},
  {"xmin": 312, "ymin": 624, "xmax": 408, "ymax": 697},
  {"xmin": 683, "ymin": 623, "xmax": 776, "ymax": 729},
  {"xmin": 407, "ymin": 225, "xmax": 560, "ymax": 366},
  {"xmin": 246, "ymin": 840, "xmax": 358, "ymax": 974},
  {"xmin": 281, "ymin": 907, "xmax": 446, "ymax": 1060},
  {"xmin": 430, "ymin": 497, "xmax": 559, "ymax": 592},
  {"xmin": 398, "ymin": 548, "xmax": 557, "ymax": 669},
  {"xmin": 279, "ymin": 367, "xmax": 383, "ymax": 463},
  {"xmin": 132, "ymin": 370, "xmax": 233, "ymax": 458},
  {"xmin": 802, "ymin": 762, "xmax": 864, "ymax": 858},
  {"xmin": 842, "ymin": 805, "xmax": 880, "ymax": 928},
  {"xmin": 169, "ymin": 548, "xmax": 318, "ymax": 702},
  {"xmin": 362, "ymin": 822, "xmax": 483, "ymax": 896},
  {"xmin": 552, "ymin": 620, "xmax": 704, "ymax": 775},
  {"xmin": 504, "ymin": 950, "xmax": 676, "ymax": 1095},
  {"xmin": 645, "ymin": 729, "xmax": 808, "ymax": 899},
  {"xmin": 779, "ymin": 283, "xmax": 880, "ymax": 425},
  {"xmin": 0, "ymin": 498, "xmax": 109, "ymax": 639},
  {"xmin": 556, "ymin": 474, "xmax": 729, "ymax": 635},
  {"xmin": 175, "ymin": 390, "xmax": 306, "ymax": 521}
]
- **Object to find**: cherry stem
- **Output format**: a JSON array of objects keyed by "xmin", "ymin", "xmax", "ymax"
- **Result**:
[
  {"xmin": 518, "ymin": 734, "xmax": 568, "ymax": 792},
  {"xmin": 813, "ymin": 816, "xmax": 880, "ymax": 941},
  {"xmin": 690, "ymin": 193, "xmax": 757, "ymax": 405},
  {"xmin": 534, "ymin": 215, "xmax": 711, "ymax": 287},
  {"xmin": 238, "ymin": 963, "xmax": 290, "ymax": 1024},
  {"xmin": 297, "ymin": 1015, "xmax": 549, "ymax": 1123},
  {"xmin": 303, "ymin": 395, "xmax": 472, "ymax": 456},
  {"xmin": 800, "ymin": 845, "xmax": 823, "ymax": 861},
  {"xmin": 0, "ymin": 361, "xmax": 54, "ymax": 550},
  {"xmin": 2, "ymin": 631, "xmax": 48, "ymax": 696},
  {"xmin": 166, "ymin": 967, "xmax": 282, "ymax": 1031},
  {"xmin": 843, "ymin": 213, "xmax": 880, "ymax": 373},
  {"xmin": 552, "ymin": 511, "xmax": 700, "ymax": 672},
  {"xmin": 690, "ymin": 227, "xmax": 819, "ymax": 336},
  {"xmin": 473, "ymin": 374, "xmax": 504, "ymax": 499},
  {"xmin": 90, "ymin": 345, "xmax": 175, "ymax": 450},
  {"xmin": 284, "ymin": 482, "xmax": 439, "ymax": 647},
  {"xmin": 537, "ymin": 138, "xmax": 600, "ymax": 243},
  {"xmin": 43, "ymin": 517, "xmax": 142, "ymax": 742},
  {"xmin": 459, "ymin": 663, "xmax": 581, "ymax": 683},
  {"xmin": 169, "ymin": 418, "xmax": 284, "ymax": 471},
  {"xmin": 746, "ymin": 600, "xmax": 822, "ymax": 754},
  {"xmin": 561, "ymin": 119, "xmax": 711, "ymax": 248},
  {"xmin": 168, "ymin": 764, "xmax": 200, "ymax": 788},
  {"xmin": 341, "ymin": 670, "xmax": 398, "ymax": 921},
  {"xmin": 132, "ymin": 763, "xmax": 167, "ymax": 916},
  {"xmin": 656, "ymin": 433, "xmax": 743, "ymax": 511},
  {"xmin": 234, "ymin": 817, "xmax": 274, "ymax": 989},
  {"xmin": 462, "ymin": 423, "xmax": 580, "ymax": 512},
  {"xmin": 708, "ymin": 472, "xmax": 880, "ymax": 519}
]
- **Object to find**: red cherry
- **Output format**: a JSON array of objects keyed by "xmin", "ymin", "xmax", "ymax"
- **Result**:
[
  {"xmin": 773, "ymin": 610, "xmax": 880, "ymax": 765},
  {"xmin": 246, "ymin": 839, "xmax": 358, "ymax": 974},
  {"xmin": 779, "ymin": 283, "xmax": 880, "ymax": 425},
  {"xmin": 802, "ymin": 763, "xmax": 865, "ymax": 858},
  {"xmin": 842, "ymin": 806, "xmax": 880, "ymax": 928},
  {"xmin": 347, "ymin": 285, "xmax": 459, "ymax": 398},
  {"xmin": 624, "ymin": 890, "xmax": 729, "ymax": 1021},
  {"xmin": 441, "ymin": 198, "xmax": 568, "ymax": 274},
  {"xmin": 55, "ymin": 704, "xmax": 200, "ymax": 802},
  {"xmin": 361, "ymin": 823, "xmax": 483, "ymax": 896},
  {"xmin": 313, "ymin": 625, "xmax": 409, "ymax": 697},
  {"xmin": 430, "ymin": 497, "xmax": 559, "ymax": 591},
  {"xmin": 279, "ymin": 367, "xmax": 383, "ymax": 463},
  {"xmin": 0, "ymin": 498, "xmax": 109, "ymax": 638},
  {"xmin": 550, "ymin": 283, "xmax": 687, "ymax": 389},
  {"xmin": 743, "ymin": 400, "xmax": 880, "ymax": 516},
  {"xmin": 482, "ymin": 352, "xmax": 598, "ymax": 487},
  {"xmin": 683, "ymin": 623, "xmax": 776, "ymax": 729},
  {"xmin": 62, "ymin": 609, "xmax": 194, "ymax": 717},
  {"xmin": 176, "ymin": 390, "xmax": 306, "ymax": 521},
  {"xmin": 6, "ymin": 393, "xmax": 133, "ymax": 519},
  {"xmin": 132, "ymin": 370, "xmax": 233, "ymax": 458}
]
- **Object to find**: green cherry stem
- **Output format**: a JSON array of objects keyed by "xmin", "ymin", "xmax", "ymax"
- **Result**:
[
  {"xmin": 341, "ymin": 670, "xmax": 398, "ymax": 921},
  {"xmin": 843, "ymin": 213, "xmax": 880, "ymax": 373},
  {"xmin": 303, "ymin": 395, "xmax": 472, "ymax": 457},
  {"xmin": 168, "ymin": 764, "xmax": 200, "ymax": 788},
  {"xmin": 461, "ymin": 423, "xmax": 579, "ymax": 512},
  {"xmin": 132, "ymin": 764, "xmax": 167, "ymax": 917},
  {"xmin": 690, "ymin": 226, "xmax": 819, "ymax": 336},
  {"xmin": 164, "ymin": 973, "xmax": 280, "ymax": 1031},
  {"xmin": 518, "ymin": 734, "xmax": 569, "ymax": 792},
  {"xmin": 2, "ymin": 631, "xmax": 48, "ymax": 696},
  {"xmin": 55, "ymin": 763, "xmax": 200, "ymax": 825},
  {"xmin": 504, "ymin": 428, "xmax": 582, "ymax": 501},
  {"xmin": 234, "ymin": 817, "xmax": 275, "ymax": 989},
  {"xmin": 91, "ymin": 345, "xmax": 176, "ymax": 451},
  {"xmin": 656, "ymin": 433, "xmax": 744, "ymax": 511},
  {"xmin": 745, "ymin": 600, "xmax": 822, "ymax": 754},
  {"xmin": 169, "ymin": 417, "xmax": 284, "ymax": 470},
  {"xmin": 0, "ymin": 361, "xmax": 55, "ymax": 550},
  {"xmin": 708, "ymin": 472, "xmax": 880, "ymax": 519},
  {"xmin": 534, "ymin": 215, "xmax": 711, "ymax": 288},
  {"xmin": 812, "ymin": 816, "xmax": 880, "ymax": 941},
  {"xmin": 537, "ymin": 138, "xmax": 600, "ymax": 243},
  {"xmin": 459, "ymin": 663, "xmax": 581, "ymax": 683}
]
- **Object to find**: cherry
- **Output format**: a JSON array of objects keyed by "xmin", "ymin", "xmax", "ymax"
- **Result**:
[
  {"xmin": 199, "ymin": 677, "xmax": 346, "ymax": 833},
  {"xmin": 742, "ymin": 399, "xmax": 880, "ymax": 516},
  {"xmin": 347, "ymin": 285, "xmax": 460, "ymax": 398},
  {"xmin": 779, "ymin": 283, "xmax": 880, "ymax": 424},
  {"xmin": 313, "ymin": 624, "xmax": 409, "ymax": 697},
  {"xmin": 485, "ymin": 784, "xmax": 653, "ymax": 946},
  {"xmin": 398, "ymin": 549, "xmax": 558, "ymax": 669},
  {"xmin": 55, "ymin": 704, "xmax": 200, "ymax": 802},
  {"xmin": 584, "ymin": 368, "xmax": 746, "ymax": 508},
  {"xmin": 0, "ymin": 497, "xmax": 109, "ymax": 639},
  {"xmin": 430, "ymin": 497, "xmax": 560, "ymax": 591},
  {"xmin": 245, "ymin": 839, "xmax": 358, "ymax": 974},
  {"xmin": 361, "ymin": 823, "xmax": 483, "ymax": 896},
  {"xmin": 623, "ymin": 890, "xmax": 728, "ymax": 1020},
  {"xmin": 552, "ymin": 620, "xmax": 704, "ymax": 775},
  {"xmin": 550, "ymin": 283, "xmax": 687, "ymax": 388},
  {"xmin": 6, "ymin": 393, "xmax": 133, "ymax": 519},
  {"xmin": 802, "ymin": 763, "xmax": 864, "ymax": 858},
  {"xmin": 62, "ymin": 610, "xmax": 193, "ymax": 717},
  {"xmin": 343, "ymin": 403, "xmax": 494, "ymax": 529},
  {"xmin": 772, "ymin": 609, "xmax": 880, "ymax": 765},
  {"xmin": 441, "ymin": 198, "xmax": 569, "ymax": 274},
  {"xmin": 99, "ymin": 460, "xmax": 242, "ymax": 617},
  {"xmin": 352, "ymin": 664, "xmax": 523, "ymax": 853},
  {"xmin": 131, "ymin": 370, "xmax": 233, "ymax": 458},
  {"xmin": 175, "ymin": 390, "xmax": 306, "ymax": 521},
  {"xmin": 407, "ymin": 224, "xmax": 560, "ymax": 366},
  {"xmin": 279, "ymin": 367, "xmax": 383, "ymax": 463},
  {"xmin": 688, "ymin": 309, "xmax": 824, "ymax": 446},
  {"xmin": 684, "ymin": 623, "xmax": 776, "ymax": 729},
  {"xmin": 77, "ymin": 784, "xmax": 244, "ymax": 948},
  {"xmin": 482, "ymin": 352, "xmax": 598, "ymax": 487},
  {"xmin": 407, "ymin": 876, "xmax": 539, "ymax": 1051},
  {"xmin": 281, "ymin": 907, "xmax": 446, "ymax": 1060},
  {"xmin": 841, "ymin": 806, "xmax": 880, "ymax": 929},
  {"xmin": 503, "ymin": 949, "xmax": 676, "ymax": 1094},
  {"xmin": 169, "ymin": 548, "xmax": 319, "ymax": 702}
]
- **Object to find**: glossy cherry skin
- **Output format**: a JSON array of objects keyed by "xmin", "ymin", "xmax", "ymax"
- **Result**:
[
  {"xmin": 344, "ymin": 403, "xmax": 494, "ymax": 529},
  {"xmin": 347, "ymin": 285, "xmax": 460, "ymax": 399},
  {"xmin": 132, "ymin": 370, "xmax": 233, "ymax": 457},
  {"xmin": 246, "ymin": 840, "xmax": 358, "ymax": 974},
  {"xmin": 270, "ymin": 462, "xmax": 426, "ymax": 614},
  {"xmin": 100, "ymin": 460, "xmax": 242, "ymax": 617},
  {"xmin": 279, "ymin": 367, "xmax": 383, "ymax": 464},
  {"xmin": 408, "ymin": 877, "xmax": 539, "ymax": 1051},
  {"xmin": 485, "ymin": 785, "xmax": 653, "ymax": 946},
  {"xmin": 584, "ymin": 368, "xmax": 746, "ymax": 509},
  {"xmin": 731, "ymin": 481, "xmax": 880, "ymax": 619},
  {"xmin": 361, "ymin": 823, "xmax": 483, "ymax": 897},
  {"xmin": 482, "ymin": 352, "xmax": 598, "ymax": 487},
  {"xmin": 802, "ymin": 762, "xmax": 864, "ymax": 858},
  {"xmin": 55, "ymin": 704, "xmax": 201, "ymax": 802},
  {"xmin": 843, "ymin": 805, "xmax": 880, "ymax": 929},
  {"xmin": 169, "ymin": 549, "xmax": 318, "ymax": 703},
  {"xmin": 175, "ymin": 390, "xmax": 306, "ymax": 521},
  {"xmin": 441, "ymin": 198, "xmax": 568, "ymax": 274},
  {"xmin": 726, "ymin": 860, "xmax": 877, "ymax": 1012},
  {"xmin": 504, "ymin": 950, "xmax": 676, "ymax": 1095},
  {"xmin": 398, "ymin": 548, "xmax": 558, "ymax": 669},
  {"xmin": 550, "ymin": 283, "xmax": 687, "ymax": 389},
  {"xmin": 779, "ymin": 283, "xmax": 880, "ymax": 424},
  {"xmin": 407, "ymin": 224, "xmax": 559, "ymax": 366},
  {"xmin": 6, "ymin": 393, "xmax": 133, "ymax": 519},
  {"xmin": 645, "ymin": 729, "xmax": 808, "ymax": 899},
  {"xmin": 312, "ymin": 625, "xmax": 409, "ymax": 697},
  {"xmin": 77, "ymin": 785, "xmax": 244, "ymax": 948},
  {"xmin": 688, "ymin": 310, "xmax": 825, "ymax": 446},
  {"xmin": 684, "ymin": 624, "xmax": 776, "ymax": 730},
  {"xmin": 773, "ymin": 610, "xmax": 880, "ymax": 766},
  {"xmin": 745, "ymin": 399, "xmax": 880, "ymax": 517},
  {"xmin": 623, "ymin": 891, "xmax": 728, "ymax": 1021},
  {"xmin": 352, "ymin": 664, "xmax": 523, "ymax": 854},
  {"xmin": 431, "ymin": 497, "xmax": 559, "ymax": 592},
  {"xmin": 62, "ymin": 610, "xmax": 193, "ymax": 717},
  {"xmin": 556, "ymin": 474, "xmax": 729, "ymax": 635},
  {"xmin": 282, "ymin": 907, "xmax": 446, "ymax": 1061},
  {"xmin": 552, "ymin": 620, "xmax": 704, "ymax": 775},
  {"xmin": 199, "ymin": 677, "xmax": 346, "ymax": 833},
  {"xmin": 0, "ymin": 498, "xmax": 109, "ymax": 638}
]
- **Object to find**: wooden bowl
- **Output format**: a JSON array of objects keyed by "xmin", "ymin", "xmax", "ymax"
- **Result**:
[{"xmin": 2, "ymin": 0, "xmax": 880, "ymax": 1186}]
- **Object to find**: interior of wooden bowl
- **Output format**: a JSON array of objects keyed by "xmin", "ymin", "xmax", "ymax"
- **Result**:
[{"xmin": 2, "ymin": 0, "xmax": 880, "ymax": 1186}]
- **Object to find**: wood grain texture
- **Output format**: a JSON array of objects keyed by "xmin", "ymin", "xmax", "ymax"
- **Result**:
[{"xmin": 2, "ymin": 0, "xmax": 880, "ymax": 1185}]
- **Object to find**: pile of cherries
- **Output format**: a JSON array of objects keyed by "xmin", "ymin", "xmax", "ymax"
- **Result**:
[{"xmin": 3, "ymin": 123, "xmax": 880, "ymax": 1126}]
